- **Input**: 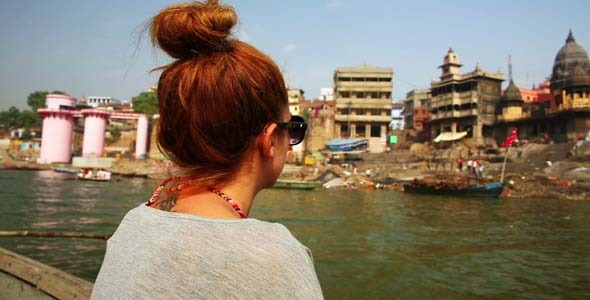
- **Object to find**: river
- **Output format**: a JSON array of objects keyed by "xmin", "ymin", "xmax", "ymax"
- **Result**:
[{"xmin": 0, "ymin": 170, "xmax": 589, "ymax": 299}]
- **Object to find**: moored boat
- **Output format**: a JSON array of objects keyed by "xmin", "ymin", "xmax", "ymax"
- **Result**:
[
  {"xmin": 54, "ymin": 167, "xmax": 79, "ymax": 174},
  {"xmin": 402, "ymin": 174, "xmax": 505, "ymax": 198},
  {"xmin": 0, "ymin": 247, "xmax": 93, "ymax": 300},
  {"xmin": 273, "ymin": 179, "xmax": 322, "ymax": 190}
]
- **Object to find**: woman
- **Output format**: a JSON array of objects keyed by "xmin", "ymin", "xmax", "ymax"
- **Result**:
[{"xmin": 91, "ymin": 1, "xmax": 323, "ymax": 299}]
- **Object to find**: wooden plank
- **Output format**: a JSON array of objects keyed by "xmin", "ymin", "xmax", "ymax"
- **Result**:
[{"xmin": 0, "ymin": 247, "xmax": 93, "ymax": 300}]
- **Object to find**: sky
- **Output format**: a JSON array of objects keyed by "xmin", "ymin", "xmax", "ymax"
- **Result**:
[{"xmin": 1, "ymin": 0, "xmax": 589, "ymax": 110}]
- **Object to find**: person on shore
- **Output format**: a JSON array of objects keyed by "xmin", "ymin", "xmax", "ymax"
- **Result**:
[
  {"xmin": 456, "ymin": 157, "xmax": 463, "ymax": 172},
  {"xmin": 91, "ymin": 1, "xmax": 322, "ymax": 299},
  {"xmin": 467, "ymin": 159, "xmax": 473, "ymax": 175}
]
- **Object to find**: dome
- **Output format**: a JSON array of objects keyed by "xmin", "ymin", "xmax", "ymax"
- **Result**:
[
  {"xmin": 566, "ymin": 64, "xmax": 590, "ymax": 87},
  {"xmin": 501, "ymin": 80, "xmax": 523, "ymax": 106},
  {"xmin": 550, "ymin": 30, "xmax": 590, "ymax": 91}
]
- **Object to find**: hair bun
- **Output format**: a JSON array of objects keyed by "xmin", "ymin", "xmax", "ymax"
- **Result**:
[{"xmin": 150, "ymin": 0, "xmax": 237, "ymax": 59}]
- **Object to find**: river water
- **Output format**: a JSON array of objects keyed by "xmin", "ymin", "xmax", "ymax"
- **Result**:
[{"xmin": 0, "ymin": 170, "xmax": 589, "ymax": 299}]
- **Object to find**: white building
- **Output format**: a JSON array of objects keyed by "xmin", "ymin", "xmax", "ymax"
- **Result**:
[{"xmin": 87, "ymin": 96, "xmax": 124, "ymax": 108}]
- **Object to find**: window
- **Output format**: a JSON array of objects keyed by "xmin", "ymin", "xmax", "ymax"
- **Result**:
[
  {"xmin": 356, "ymin": 124, "xmax": 366, "ymax": 137},
  {"xmin": 340, "ymin": 124, "xmax": 349, "ymax": 137},
  {"xmin": 356, "ymin": 109, "xmax": 365, "ymax": 115},
  {"xmin": 370, "ymin": 124, "xmax": 381, "ymax": 137},
  {"xmin": 371, "ymin": 92, "xmax": 378, "ymax": 99},
  {"xmin": 356, "ymin": 92, "xmax": 365, "ymax": 98}
]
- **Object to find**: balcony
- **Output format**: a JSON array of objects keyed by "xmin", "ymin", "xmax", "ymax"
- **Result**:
[
  {"xmin": 334, "ymin": 114, "xmax": 393, "ymax": 123},
  {"xmin": 335, "ymin": 98, "xmax": 392, "ymax": 109}
]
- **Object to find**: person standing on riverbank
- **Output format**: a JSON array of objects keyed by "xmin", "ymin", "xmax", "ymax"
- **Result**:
[{"xmin": 91, "ymin": 1, "xmax": 322, "ymax": 299}]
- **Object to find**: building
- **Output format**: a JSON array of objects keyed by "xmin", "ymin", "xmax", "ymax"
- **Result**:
[
  {"xmin": 333, "ymin": 65, "xmax": 393, "ymax": 152},
  {"xmin": 87, "ymin": 96, "xmax": 125, "ymax": 108},
  {"xmin": 403, "ymin": 88, "xmax": 431, "ymax": 131},
  {"xmin": 430, "ymin": 48, "xmax": 504, "ymax": 145},
  {"xmin": 390, "ymin": 102, "xmax": 405, "ymax": 130},
  {"xmin": 287, "ymin": 89, "xmax": 304, "ymax": 116},
  {"xmin": 300, "ymin": 98, "xmax": 335, "ymax": 153},
  {"xmin": 518, "ymin": 81, "xmax": 553, "ymax": 106},
  {"xmin": 495, "ymin": 31, "xmax": 590, "ymax": 143},
  {"xmin": 320, "ymin": 88, "xmax": 334, "ymax": 101}
]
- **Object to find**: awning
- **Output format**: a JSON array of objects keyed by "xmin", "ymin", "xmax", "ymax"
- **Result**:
[
  {"xmin": 325, "ymin": 138, "xmax": 368, "ymax": 151},
  {"xmin": 433, "ymin": 131, "xmax": 467, "ymax": 143}
]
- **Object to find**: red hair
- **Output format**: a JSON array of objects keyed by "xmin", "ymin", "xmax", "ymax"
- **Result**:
[{"xmin": 150, "ymin": 0, "xmax": 287, "ymax": 185}]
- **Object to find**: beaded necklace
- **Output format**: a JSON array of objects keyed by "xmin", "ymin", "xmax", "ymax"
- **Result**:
[{"xmin": 147, "ymin": 176, "xmax": 247, "ymax": 219}]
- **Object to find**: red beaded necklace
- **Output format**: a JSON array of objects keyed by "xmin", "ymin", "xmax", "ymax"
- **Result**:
[{"xmin": 147, "ymin": 176, "xmax": 247, "ymax": 219}]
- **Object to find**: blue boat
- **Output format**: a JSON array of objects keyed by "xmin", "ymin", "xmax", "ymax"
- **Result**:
[{"xmin": 403, "ymin": 179, "xmax": 505, "ymax": 198}]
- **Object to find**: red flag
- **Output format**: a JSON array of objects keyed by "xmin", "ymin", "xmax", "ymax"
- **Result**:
[{"xmin": 501, "ymin": 128, "xmax": 518, "ymax": 147}]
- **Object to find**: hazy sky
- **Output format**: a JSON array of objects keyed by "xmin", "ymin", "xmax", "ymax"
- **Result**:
[{"xmin": 1, "ymin": 0, "xmax": 589, "ymax": 110}]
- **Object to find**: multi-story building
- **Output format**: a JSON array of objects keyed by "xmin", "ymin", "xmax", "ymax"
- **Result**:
[
  {"xmin": 403, "ymin": 89, "xmax": 431, "ymax": 132},
  {"xmin": 333, "ymin": 65, "xmax": 393, "ymax": 153},
  {"xmin": 430, "ymin": 49, "xmax": 504, "ymax": 145}
]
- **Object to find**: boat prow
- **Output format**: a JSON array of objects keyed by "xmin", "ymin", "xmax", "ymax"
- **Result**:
[{"xmin": 0, "ymin": 247, "xmax": 93, "ymax": 300}]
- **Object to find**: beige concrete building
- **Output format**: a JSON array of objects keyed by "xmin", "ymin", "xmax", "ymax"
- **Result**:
[
  {"xmin": 430, "ymin": 49, "xmax": 503, "ymax": 145},
  {"xmin": 287, "ymin": 89, "xmax": 304, "ymax": 116},
  {"xmin": 333, "ymin": 65, "xmax": 393, "ymax": 152}
]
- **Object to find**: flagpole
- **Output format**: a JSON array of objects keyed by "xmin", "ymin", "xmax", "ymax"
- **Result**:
[{"xmin": 500, "ymin": 144, "xmax": 511, "ymax": 182}]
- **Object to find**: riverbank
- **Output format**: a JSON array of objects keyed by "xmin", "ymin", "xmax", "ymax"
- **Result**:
[{"xmin": 2, "ymin": 141, "xmax": 589, "ymax": 200}]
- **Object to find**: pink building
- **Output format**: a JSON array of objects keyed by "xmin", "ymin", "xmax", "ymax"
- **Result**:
[{"xmin": 518, "ymin": 81, "xmax": 554, "ymax": 107}]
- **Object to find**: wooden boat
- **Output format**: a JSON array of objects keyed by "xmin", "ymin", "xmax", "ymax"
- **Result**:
[
  {"xmin": 273, "ymin": 179, "xmax": 322, "ymax": 190},
  {"xmin": 53, "ymin": 167, "xmax": 79, "ymax": 174},
  {"xmin": 402, "ymin": 174, "xmax": 505, "ymax": 198},
  {"xmin": 0, "ymin": 247, "xmax": 93, "ymax": 300},
  {"xmin": 403, "ymin": 181, "xmax": 505, "ymax": 198}
]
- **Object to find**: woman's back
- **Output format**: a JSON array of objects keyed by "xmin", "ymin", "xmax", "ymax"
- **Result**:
[{"xmin": 91, "ymin": 204, "xmax": 323, "ymax": 300}]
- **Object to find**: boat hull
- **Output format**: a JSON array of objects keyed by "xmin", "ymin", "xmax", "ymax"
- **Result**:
[
  {"xmin": 273, "ymin": 180, "xmax": 322, "ymax": 190},
  {"xmin": 403, "ymin": 182, "xmax": 505, "ymax": 198}
]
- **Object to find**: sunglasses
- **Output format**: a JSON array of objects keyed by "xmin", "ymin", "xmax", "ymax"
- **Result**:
[{"xmin": 276, "ymin": 115, "xmax": 307, "ymax": 146}]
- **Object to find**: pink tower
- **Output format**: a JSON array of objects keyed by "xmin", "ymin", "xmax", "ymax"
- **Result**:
[
  {"xmin": 81, "ymin": 109, "xmax": 110, "ymax": 157},
  {"xmin": 37, "ymin": 94, "xmax": 76, "ymax": 164},
  {"xmin": 135, "ymin": 115, "xmax": 149, "ymax": 159}
]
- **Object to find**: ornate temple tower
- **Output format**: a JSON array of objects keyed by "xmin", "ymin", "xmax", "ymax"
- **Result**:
[{"xmin": 550, "ymin": 30, "xmax": 590, "ymax": 109}]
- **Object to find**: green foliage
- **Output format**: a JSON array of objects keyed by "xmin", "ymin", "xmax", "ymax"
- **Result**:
[
  {"xmin": 0, "ymin": 106, "xmax": 42, "ymax": 132},
  {"xmin": 0, "ymin": 106, "xmax": 22, "ymax": 128},
  {"xmin": 110, "ymin": 127, "xmax": 122, "ymax": 143},
  {"xmin": 132, "ymin": 91, "xmax": 158, "ymax": 118},
  {"xmin": 27, "ymin": 90, "xmax": 65, "ymax": 111}
]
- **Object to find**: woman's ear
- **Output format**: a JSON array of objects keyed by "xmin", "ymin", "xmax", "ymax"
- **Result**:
[{"xmin": 259, "ymin": 123, "xmax": 279, "ymax": 158}]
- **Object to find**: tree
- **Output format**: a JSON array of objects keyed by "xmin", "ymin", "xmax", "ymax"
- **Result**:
[
  {"xmin": 27, "ymin": 90, "xmax": 66, "ymax": 111},
  {"xmin": 18, "ymin": 110, "xmax": 41, "ymax": 129},
  {"xmin": 0, "ymin": 106, "xmax": 22, "ymax": 129},
  {"xmin": 132, "ymin": 91, "xmax": 159, "ymax": 118}
]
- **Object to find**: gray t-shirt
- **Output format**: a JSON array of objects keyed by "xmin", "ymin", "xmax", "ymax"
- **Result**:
[{"xmin": 91, "ymin": 204, "xmax": 323, "ymax": 300}]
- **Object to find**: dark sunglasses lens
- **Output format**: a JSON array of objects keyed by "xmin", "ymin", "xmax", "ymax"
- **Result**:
[{"xmin": 288, "ymin": 116, "xmax": 306, "ymax": 146}]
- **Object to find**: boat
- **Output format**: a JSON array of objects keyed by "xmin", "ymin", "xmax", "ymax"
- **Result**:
[
  {"xmin": 402, "ymin": 175, "xmax": 505, "ymax": 198},
  {"xmin": 0, "ymin": 247, "xmax": 93, "ymax": 299},
  {"xmin": 273, "ymin": 179, "xmax": 322, "ymax": 190},
  {"xmin": 53, "ymin": 167, "xmax": 79, "ymax": 174},
  {"xmin": 77, "ymin": 168, "xmax": 112, "ymax": 181}
]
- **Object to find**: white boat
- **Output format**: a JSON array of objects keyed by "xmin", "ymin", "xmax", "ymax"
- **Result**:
[{"xmin": 77, "ymin": 169, "xmax": 111, "ymax": 181}]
